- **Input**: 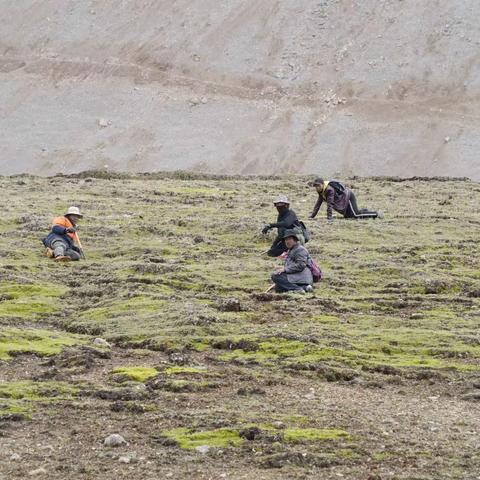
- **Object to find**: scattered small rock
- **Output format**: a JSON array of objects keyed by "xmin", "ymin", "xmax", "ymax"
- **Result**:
[
  {"xmin": 94, "ymin": 387, "xmax": 148, "ymax": 401},
  {"xmin": 239, "ymin": 427, "xmax": 261, "ymax": 441},
  {"xmin": 193, "ymin": 235, "xmax": 204, "ymax": 244},
  {"xmin": 10, "ymin": 453, "xmax": 21, "ymax": 461},
  {"xmin": 104, "ymin": 433, "xmax": 127, "ymax": 447},
  {"xmin": 304, "ymin": 392, "xmax": 315, "ymax": 400},
  {"xmin": 237, "ymin": 386, "xmax": 266, "ymax": 396},
  {"xmin": 93, "ymin": 337, "xmax": 112, "ymax": 348},
  {"xmin": 462, "ymin": 392, "xmax": 480, "ymax": 402},
  {"xmin": 118, "ymin": 455, "xmax": 131, "ymax": 464},
  {"xmin": 28, "ymin": 467, "xmax": 47, "ymax": 476},
  {"xmin": 423, "ymin": 279, "xmax": 450, "ymax": 294},
  {"xmin": 262, "ymin": 452, "xmax": 338, "ymax": 469},
  {"xmin": 195, "ymin": 445, "xmax": 210, "ymax": 454},
  {"xmin": 168, "ymin": 352, "xmax": 189, "ymax": 365},
  {"xmin": 467, "ymin": 289, "xmax": 480, "ymax": 298},
  {"xmin": 97, "ymin": 118, "xmax": 109, "ymax": 128},
  {"xmin": 217, "ymin": 298, "xmax": 242, "ymax": 312}
]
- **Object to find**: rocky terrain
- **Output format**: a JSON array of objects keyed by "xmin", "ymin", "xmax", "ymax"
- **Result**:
[
  {"xmin": 1, "ymin": 0, "xmax": 479, "ymax": 178},
  {"xmin": 0, "ymin": 172, "xmax": 479, "ymax": 479}
]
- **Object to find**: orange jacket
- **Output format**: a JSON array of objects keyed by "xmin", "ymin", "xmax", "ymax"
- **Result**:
[{"xmin": 52, "ymin": 216, "xmax": 77, "ymax": 242}]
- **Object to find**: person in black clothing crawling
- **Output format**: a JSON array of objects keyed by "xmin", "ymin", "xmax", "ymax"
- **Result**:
[{"xmin": 262, "ymin": 195, "xmax": 302, "ymax": 257}]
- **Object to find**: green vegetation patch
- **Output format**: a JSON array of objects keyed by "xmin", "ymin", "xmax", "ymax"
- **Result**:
[
  {"xmin": 0, "ymin": 402, "xmax": 32, "ymax": 420},
  {"xmin": 219, "ymin": 330, "xmax": 480, "ymax": 373},
  {"xmin": 111, "ymin": 366, "xmax": 159, "ymax": 382},
  {"xmin": 165, "ymin": 366, "xmax": 207, "ymax": 375},
  {"xmin": 161, "ymin": 427, "xmax": 244, "ymax": 449},
  {"xmin": 0, "ymin": 380, "xmax": 80, "ymax": 420},
  {"xmin": 0, "ymin": 282, "xmax": 68, "ymax": 318},
  {"xmin": 0, "ymin": 328, "xmax": 86, "ymax": 360},
  {"xmin": 79, "ymin": 296, "xmax": 166, "ymax": 322},
  {"xmin": 283, "ymin": 428, "xmax": 350, "ymax": 443}
]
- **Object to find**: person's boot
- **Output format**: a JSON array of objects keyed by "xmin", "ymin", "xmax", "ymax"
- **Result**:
[
  {"xmin": 45, "ymin": 248, "xmax": 54, "ymax": 258},
  {"xmin": 54, "ymin": 255, "xmax": 71, "ymax": 262}
]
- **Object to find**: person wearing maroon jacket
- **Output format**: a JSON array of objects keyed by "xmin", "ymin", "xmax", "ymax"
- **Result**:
[{"xmin": 309, "ymin": 178, "xmax": 383, "ymax": 221}]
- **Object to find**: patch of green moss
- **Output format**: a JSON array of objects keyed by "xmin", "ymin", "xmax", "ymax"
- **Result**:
[
  {"xmin": 80, "ymin": 296, "xmax": 165, "ymax": 322},
  {"xmin": 190, "ymin": 340, "xmax": 211, "ymax": 352},
  {"xmin": 0, "ymin": 283, "xmax": 67, "ymax": 300},
  {"xmin": 279, "ymin": 415, "xmax": 310, "ymax": 425},
  {"xmin": 0, "ymin": 328, "xmax": 86, "ymax": 360},
  {"xmin": 283, "ymin": 428, "xmax": 350, "ymax": 443},
  {"xmin": 0, "ymin": 380, "xmax": 79, "ymax": 420},
  {"xmin": 111, "ymin": 366, "xmax": 159, "ymax": 382},
  {"xmin": 0, "ymin": 402, "xmax": 32, "ymax": 420},
  {"xmin": 165, "ymin": 366, "xmax": 206, "ymax": 375},
  {"xmin": 161, "ymin": 427, "xmax": 244, "ymax": 449},
  {"xmin": 218, "ymin": 327, "xmax": 480, "ymax": 373},
  {"xmin": 0, "ymin": 283, "xmax": 68, "ymax": 318},
  {"xmin": 0, "ymin": 380, "xmax": 79, "ymax": 400},
  {"xmin": 337, "ymin": 448, "xmax": 361, "ymax": 459},
  {"xmin": 372, "ymin": 451, "xmax": 395, "ymax": 461}
]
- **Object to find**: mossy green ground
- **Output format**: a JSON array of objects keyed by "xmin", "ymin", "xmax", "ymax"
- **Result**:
[
  {"xmin": 161, "ymin": 427, "xmax": 244, "ymax": 449},
  {"xmin": 0, "ymin": 328, "xmax": 86, "ymax": 360},
  {"xmin": 111, "ymin": 366, "xmax": 159, "ymax": 382},
  {"xmin": 0, "ymin": 380, "xmax": 80, "ymax": 419},
  {"xmin": 0, "ymin": 173, "xmax": 479, "ymax": 479},
  {"xmin": 0, "ymin": 282, "xmax": 67, "ymax": 318}
]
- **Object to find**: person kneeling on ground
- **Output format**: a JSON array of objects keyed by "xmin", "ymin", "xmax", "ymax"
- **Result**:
[
  {"xmin": 42, "ymin": 206, "xmax": 83, "ymax": 262},
  {"xmin": 271, "ymin": 229, "xmax": 313, "ymax": 294},
  {"xmin": 309, "ymin": 178, "xmax": 384, "ymax": 221},
  {"xmin": 262, "ymin": 195, "xmax": 303, "ymax": 257}
]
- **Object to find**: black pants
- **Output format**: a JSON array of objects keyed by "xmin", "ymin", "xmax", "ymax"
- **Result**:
[
  {"xmin": 344, "ymin": 192, "xmax": 378, "ymax": 219},
  {"xmin": 267, "ymin": 240, "xmax": 287, "ymax": 258},
  {"xmin": 271, "ymin": 272, "xmax": 305, "ymax": 293}
]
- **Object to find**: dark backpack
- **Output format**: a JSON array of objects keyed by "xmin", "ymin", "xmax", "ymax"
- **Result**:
[
  {"xmin": 328, "ymin": 180, "xmax": 346, "ymax": 196},
  {"xmin": 299, "ymin": 221, "xmax": 310, "ymax": 243}
]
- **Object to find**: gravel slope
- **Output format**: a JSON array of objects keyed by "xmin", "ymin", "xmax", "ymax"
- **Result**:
[{"xmin": 0, "ymin": 0, "xmax": 479, "ymax": 177}]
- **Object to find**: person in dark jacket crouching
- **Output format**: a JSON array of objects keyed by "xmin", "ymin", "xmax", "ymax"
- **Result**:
[
  {"xmin": 309, "ymin": 178, "xmax": 383, "ymax": 221},
  {"xmin": 271, "ymin": 229, "xmax": 313, "ymax": 294},
  {"xmin": 42, "ymin": 206, "xmax": 83, "ymax": 262},
  {"xmin": 263, "ymin": 195, "xmax": 302, "ymax": 257}
]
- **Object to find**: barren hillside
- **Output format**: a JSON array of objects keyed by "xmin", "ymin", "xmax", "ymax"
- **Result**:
[{"xmin": 0, "ymin": 0, "xmax": 479, "ymax": 177}]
